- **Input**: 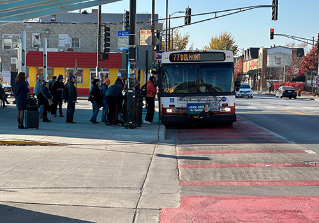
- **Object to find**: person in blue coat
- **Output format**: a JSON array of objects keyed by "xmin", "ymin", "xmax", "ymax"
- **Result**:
[{"xmin": 14, "ymin": 72, "xmax": 29, "ymax": 129}]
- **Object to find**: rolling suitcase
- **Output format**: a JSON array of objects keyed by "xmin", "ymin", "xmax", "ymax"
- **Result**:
[{"xmin": 25, "ymin": 94, "xmax": 39, "ymax": 129}]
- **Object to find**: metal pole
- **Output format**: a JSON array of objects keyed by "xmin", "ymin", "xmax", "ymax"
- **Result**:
[
  {"xmin": 151, "ymin": 0, "xmax": 155, "ymax": 63},
  {"xmin": 165, "ymin": 0, "xmax": 168, "ymax": 51},
  {"xmin": 126, "ymin": 0, "xmax": 137, "ymax": 129},
  {"xmin": 96, "ymin": 5, "xmax": 102, "ymax": 80},
  {"xmin": 43, "ymin": 38, "xmax": 47, "ymax": 81},
  {"xmin": 168, "ymin": 14, "xmax": 171, "ymax": 51},
  {"xmin": 20, "ymin": 30, "xmax": 26, "ymax": 73}
]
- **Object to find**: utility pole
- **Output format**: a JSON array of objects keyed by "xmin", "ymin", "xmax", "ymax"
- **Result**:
[
  {"xmin": 96, "ymin": 5, "xmax": 102, "ymax": 79},
  {"xmin": 126, "ymin": 0, "xmax": 137, "ymax": 129},
  {"xmin": 165, "ymin": 0, "xmax": 168, "ymax": 51}
]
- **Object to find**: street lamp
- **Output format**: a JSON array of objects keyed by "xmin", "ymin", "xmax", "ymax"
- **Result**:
[{"xmin": 168, "ymin": 11, "xmax": 184, "ymax": 51}]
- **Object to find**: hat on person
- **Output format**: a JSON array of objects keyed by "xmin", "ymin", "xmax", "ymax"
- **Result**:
[
  {"xmin": 117, "ymin": 72, "xmax": 125, "ymax": 77},
  {"xmin": 104, "ymin": 78, "xmax": 110, "ymax": 83},
  {"xmin": 58, "ymin": 75, "xmax": 64, "ymax": 80},
  {"xmin": 69, "ymin": 75, "xmax": 76, "ymax": 80}
]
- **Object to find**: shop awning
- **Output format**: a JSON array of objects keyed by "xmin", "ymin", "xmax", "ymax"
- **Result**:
[{"xmin": 247, "ymin": 68, "xmax": 261, "ymax": 76}]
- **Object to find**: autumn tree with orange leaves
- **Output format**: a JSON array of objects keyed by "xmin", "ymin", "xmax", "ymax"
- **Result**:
[
  {"xmin": 301, "ymin": 45, "xmax": 318, "ymax": 74},
  {"xmin": 234, "ymin": 57, "xmax": 244, "ymax": 81}
]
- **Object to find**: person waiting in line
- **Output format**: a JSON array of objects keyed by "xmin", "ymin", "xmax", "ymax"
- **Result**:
[
  {"xmin": 143, "ymin": 76, "xmax": 156, "ymax": 124},
  {"xmin": 51, "ymin": 75, "xmax": 65, "ymax": 117},
  {"xmin": 115, "ymin": 73, "xmax": 125, "ymax": 87},
  {"xmin": 88, "ymin": 79, "xmax": 103, "ymax": 123},
  {"xmin": 105, "ymin": 83, "xmax": 123, "ymax": 126},
  {"xmin": 66, "ymin": 75, "xmax": 77, "ymax": 123},
  {"xmin": 34, "ymin": 74, "xmax": 45, "ymax": 118},
  {"xmin": 41, "ymin": 81, "xmax": 53, "ymax": 122},
  {"xmin": 14, "ymin": 72, "xmax": 29, "ymax": 129},
  {"xmin": 101, "ymin": 78, "xmax": 110, "ymax": 122}
]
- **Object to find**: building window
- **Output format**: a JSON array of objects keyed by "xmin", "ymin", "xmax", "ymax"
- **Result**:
[
  {"xmin": 2, "ymin": 34, "xmax": 20, "ymax": 50},
  {"xmin": 65, "ymin": 68, "xmax": 83, "ymax": 84},
  {"xmin": 32, "ymin": 33, "xmax": 41, "ymax": 48},
  {"xmin": 35, "ymin": 67, "xmax": 54, "ymax": 80},
  {"xmin": 71, "ymin": 37, "xmax": 80, "ymax": 48}
]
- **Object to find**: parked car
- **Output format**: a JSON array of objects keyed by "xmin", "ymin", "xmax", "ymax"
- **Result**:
[
  {"xmin": 2, "ymin": 84, "xmax": 13, "ymax": 96},
  {"xmin": 275, "ymin": 86, "xmax": 297, "ymax": 99},
  {"xmin": 236, "ymin": 83, "xmax": 253, "ymax": 98}
]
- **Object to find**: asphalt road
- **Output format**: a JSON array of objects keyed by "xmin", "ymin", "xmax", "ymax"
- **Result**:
[
  {"xmin": 162, "ymin": 94, "xmax": 319, "ymax": 222},
  {"xmin": 236, "ymin": 93, "xmax": 319, "ymax": 153}
]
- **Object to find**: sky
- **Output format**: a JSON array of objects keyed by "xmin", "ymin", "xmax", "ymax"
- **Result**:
[{"xmin": 84, "ymin": 0, "xmax": 318, "ymax": 55}]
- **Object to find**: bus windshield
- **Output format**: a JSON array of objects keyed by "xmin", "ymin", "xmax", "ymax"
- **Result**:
[{"xmin": 161, "ymin": 63, "xmax": 234, "ymax": 94}]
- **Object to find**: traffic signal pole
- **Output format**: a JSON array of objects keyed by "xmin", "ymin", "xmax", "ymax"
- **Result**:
[
  {"xmin": 96, "ymin": 5, "xmax": 102, "ymax": 79},
  {"xmin": 125, "ymin": 0, "xmax": 137, "ymax": 129}
]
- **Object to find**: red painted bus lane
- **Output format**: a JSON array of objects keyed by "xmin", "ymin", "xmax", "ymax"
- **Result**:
[
  {"xmin": 177, "ymin": 149, "xmax": 307, "ymax": 155},
  {"xmin": 179, "ymin": 162, "xmax": 319, "ymax": 168},
  {"xmin": 179, "ymin": 180, "xmax": 319, "ymax": 187},
  {"xmin": 160, "ymin": 195, "xmax": 319, "ymax": 223}
]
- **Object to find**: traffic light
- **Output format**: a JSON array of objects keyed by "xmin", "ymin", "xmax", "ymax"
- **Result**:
[
  {"xmin": 124, "ymin": 11, "xmax": 129, "ymax": 31},
  {"xmin": 103, "ymin": 26, "xmax": 110, "ymax": 53},
  {"xmin": 272, "ymin": 0, "xmax": 278, "ymax": 21},
  {"xmin": 270, "ymin": 28, "xmax": 274, "ymax": 40},
  {"xmin": 185, "ymin": 7, "xmax": 191, "ymax": 25}
]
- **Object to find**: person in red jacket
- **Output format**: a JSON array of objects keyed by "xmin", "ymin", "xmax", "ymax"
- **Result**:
[{"xmin": 144, "ymin": 76, "xmax": 156, "ymax": 124}]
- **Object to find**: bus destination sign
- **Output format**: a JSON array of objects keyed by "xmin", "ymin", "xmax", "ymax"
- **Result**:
[{"xmin": 169, "ymin": 52, "xmax": 225, "ymax": 62}]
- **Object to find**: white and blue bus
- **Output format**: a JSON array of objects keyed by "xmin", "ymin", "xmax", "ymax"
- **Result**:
[{"xmin": 158, "ymin": 50, "xmax": 238, "ymax": 125}]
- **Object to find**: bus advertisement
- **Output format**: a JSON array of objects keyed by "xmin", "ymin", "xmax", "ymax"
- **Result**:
[{"xmin": 158, "ymin": 50, "xmax": 238, "ymax": 125}]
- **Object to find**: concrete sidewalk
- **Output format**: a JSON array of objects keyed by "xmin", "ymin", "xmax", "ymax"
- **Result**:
[{"xmin": 0, "ymin": 97, "xmax": 180, "ymax": 223}]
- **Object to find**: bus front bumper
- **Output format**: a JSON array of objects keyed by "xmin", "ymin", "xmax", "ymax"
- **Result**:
[{"xmin": 161, "ymin": 114, "xmax": 236, "ymax": 124}]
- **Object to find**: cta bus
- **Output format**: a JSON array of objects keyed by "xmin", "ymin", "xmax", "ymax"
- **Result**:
[{"xmin": 158, "ymin": 50, "xmax": 238, "ymax": 125}]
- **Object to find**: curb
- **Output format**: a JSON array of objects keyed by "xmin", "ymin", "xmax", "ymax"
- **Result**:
[{"xmin": 0, "ymin": 140, "xmax": 67, "ymax": 146}]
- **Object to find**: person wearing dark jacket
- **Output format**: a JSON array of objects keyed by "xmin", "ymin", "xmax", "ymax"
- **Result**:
[
  {"xmin": 114, "ymin": 73, "xmax": 125, "ymax": 88},
  {"xmin": 51, "ymin": 75, "xmax": 65, "ymax": 117},
  {"xmin": 66, "ymin": 75, "xmax": 77, "ymax": 123},
  {"xmin": 144, "ymin": 76, "xmax": 157, "ymax": 124},
  {"xmin": 14, "ymin": 72, "xmax": 29, "ymax": 129},
  {"xmin": 105, "ymin": 83, "xmax": 123, "ymax": 126},
  {"xmin": 41, "ymin": 81, "xmax": 53, "ymax": 122},
  {"xmin": 88, "ymin": 79, "xmax": 102, "ymax": 123},
  {"xmin": 101, "ymin": 78, "xmax": 110, "ymax": 122}
]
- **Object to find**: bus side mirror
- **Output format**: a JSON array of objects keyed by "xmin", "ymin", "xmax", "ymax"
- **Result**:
[{"xmin": 235, "ymin": 81, "xmax": 241, "ymax": 91}]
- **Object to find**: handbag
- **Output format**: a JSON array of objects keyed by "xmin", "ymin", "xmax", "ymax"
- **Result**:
[{"xmin": 41, "ymin": 92, "xmax": 53, "ymax": 106}]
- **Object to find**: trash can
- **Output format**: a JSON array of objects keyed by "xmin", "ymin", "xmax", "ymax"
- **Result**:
[{"xmin": 25, "ymin": 94, "xmax": 39, "ymax": 129}]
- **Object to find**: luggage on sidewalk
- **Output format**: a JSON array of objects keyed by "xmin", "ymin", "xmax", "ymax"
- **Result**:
[
  {"xmin": 25, "ymin": 94, "xmax": 39, "ymax": 128},
  {"xmin": 25, "ymin": 94, "xmax": 38, "ymax": 111},
  {"xmin": 25, "ymin": 110, "xmax": 39, "ymax": 129}
]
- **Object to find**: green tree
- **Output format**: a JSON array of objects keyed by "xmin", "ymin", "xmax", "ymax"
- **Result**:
[{"xmin": 204, "ymin": 32, "xmax": 238, "ymax": 55}]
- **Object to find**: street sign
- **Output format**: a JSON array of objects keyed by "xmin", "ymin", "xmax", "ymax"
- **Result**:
[
  {"xmin": 145, "ymin": 36, "xmax": 160, "ymax": 46},
  {"xmin": 118, "ymin": 31, "xmax": 129, "ymax": 51},
  {"xmin": 118, "ymin": 31, "xmax": 129, "ymax": 37}
]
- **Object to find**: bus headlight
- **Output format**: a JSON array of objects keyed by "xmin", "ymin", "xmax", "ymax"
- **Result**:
[{"xmin": 220, "ymin": 107, "xmax": 231, "ymax": 112}]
